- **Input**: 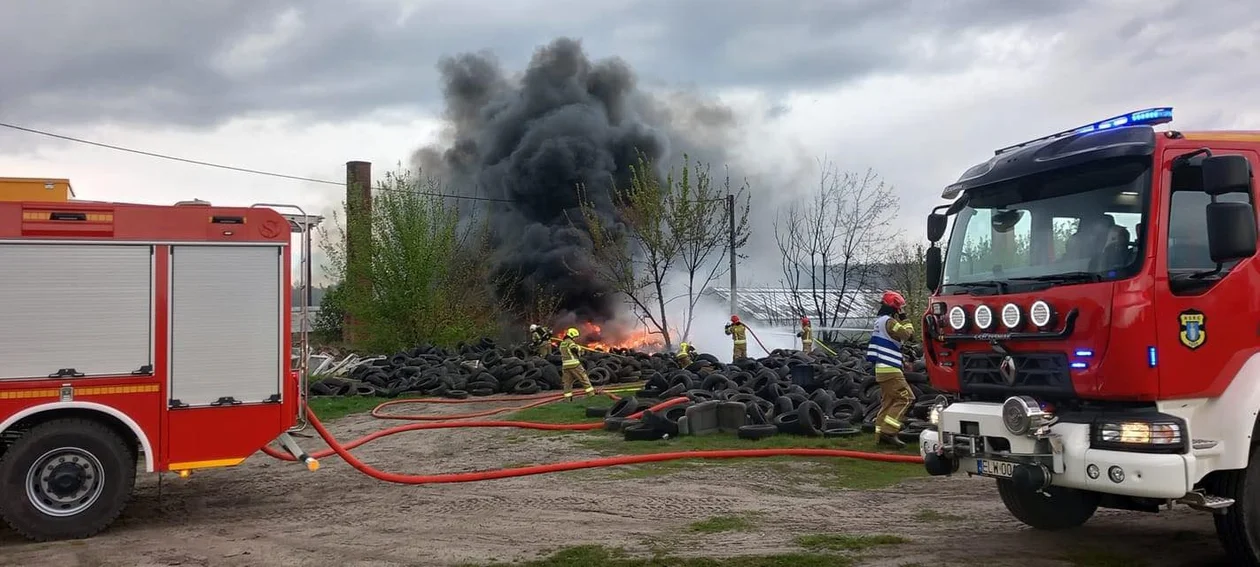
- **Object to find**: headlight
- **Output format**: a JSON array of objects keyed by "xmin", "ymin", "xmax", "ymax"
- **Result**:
[
  {"xmin": 1090, "ymin": 417, "xmax": 1188, "ymax": 454},
  {"xmin": 947, "ymin": 306, "xmax": 967, "ymax": 331},
  {"xmin": 1001, "ymin": 303, "xmax": 1022, "ymax": 329},
  {"xmin": 974, "ymin": 305, "xmax": 994, "ymax": 330},
  {"xmin": 1029, "ymin": 300, "xmax": 1054, "ymax": 328}
]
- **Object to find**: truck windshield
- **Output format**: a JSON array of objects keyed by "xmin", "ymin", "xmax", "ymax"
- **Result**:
[{"xmin": 942, "ymin": 157, "xmax": 1151, "ymax": 291}]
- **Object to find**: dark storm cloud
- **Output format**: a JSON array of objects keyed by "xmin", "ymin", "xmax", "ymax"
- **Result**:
[{"xmin": 0, "ymin": 0, "xmax": 1095, "ymax": 128}]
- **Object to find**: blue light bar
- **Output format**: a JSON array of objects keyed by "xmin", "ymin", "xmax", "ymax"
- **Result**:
[
  {"xmin": 995, "ymin": 107, "xmax": 1174, "ymax": 155},
  {"xmin": 1075, "ymin": 349, "xmax": 1094, "ymax": 357},
  {"xmin": 1070, "ymin": 362, "xmax": 1088, "ymax": 370},
  {"xmin": 1148, "ymin": 346, "xmax": 1158, "ymax": 368}
]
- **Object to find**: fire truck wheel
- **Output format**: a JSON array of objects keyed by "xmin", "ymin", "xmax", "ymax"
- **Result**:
[
  {"xmin": 1210, "ymin": 447, "xmax": 1260, "ymax": 566},
  {"xmin": 996, "ymin": 479, "xmax": 1099, "ymax": 531},
  {"xmin": 0, "ymin": 418, "xmax": 136, "ymax": 542}
]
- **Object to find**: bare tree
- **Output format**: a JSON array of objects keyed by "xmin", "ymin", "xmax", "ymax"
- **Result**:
[
  {"xmin": 881, "ymin": 238, "xmax": 930, "ymax": 341},
  {"xmin": 576, "ymin": 152, "xmax": 681, "ymax": 348},
  {"xmin": 774, "ymin": 158, "xmax": 900, "ymax": 341},
  {"xmin": 665, "ymin": 156, "xmax": 751, "ymax": 342}
]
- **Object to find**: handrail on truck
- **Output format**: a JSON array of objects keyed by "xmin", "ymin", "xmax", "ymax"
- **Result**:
[{"xmin": 251, "ymin": 203, "xmax": 322, "ymax": 433}]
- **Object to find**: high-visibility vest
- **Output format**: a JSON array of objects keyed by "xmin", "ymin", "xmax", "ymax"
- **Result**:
[{"xmin": 865, "ymin": 315, "xmax": 903, "ymax": 369}]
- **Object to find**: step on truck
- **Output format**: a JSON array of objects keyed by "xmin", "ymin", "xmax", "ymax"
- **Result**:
[
  {"xmin": 0, "ymin": 198, "xmax": 320, "ymax": 541},
  {"xmin": 917, "ymin": 107, "xmax": 1260, "ymax": 563}
]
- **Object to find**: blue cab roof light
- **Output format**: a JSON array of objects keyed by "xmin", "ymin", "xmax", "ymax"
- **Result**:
[{"xmin": 995, "ymin": 107, "xmax": 1174, "ymax": 155}]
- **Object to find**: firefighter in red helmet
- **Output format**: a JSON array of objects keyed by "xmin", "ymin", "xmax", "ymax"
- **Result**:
[
  {"xmin": 866, "ymin": 290, "xmax": 915, "ymax": 448},
  {"xmin": 724, "ymin": 315, "xmax": 748, "ymax": 360},
  {"xmin": 796, "ymin": 316, "xmax": 813, "ymax": 353}
]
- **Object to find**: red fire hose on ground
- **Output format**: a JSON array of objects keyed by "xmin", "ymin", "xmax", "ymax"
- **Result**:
[{"xmin": 262, "ymin": 389, "xmax": 925, "ymax": 484}]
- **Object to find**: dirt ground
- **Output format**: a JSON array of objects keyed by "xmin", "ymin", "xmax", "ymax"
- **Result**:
[{"xmin": 0, "ymin": 401, "xmax": 1236, "ymax": 567}]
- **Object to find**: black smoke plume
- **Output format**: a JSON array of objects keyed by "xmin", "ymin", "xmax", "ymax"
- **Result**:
[{"xmin": 413, "ymin": 37, "xmax": 736, "ymax": 329}]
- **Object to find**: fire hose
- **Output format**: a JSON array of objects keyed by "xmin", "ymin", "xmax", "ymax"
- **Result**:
[{"xmin": 262, "ymin": 387, "xmax": 925, "ymax": 485}]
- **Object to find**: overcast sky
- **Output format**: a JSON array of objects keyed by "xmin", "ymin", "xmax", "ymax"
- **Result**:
[{"xmin": 2, "ymin": 0, "xmax": 1257, "ymax": 286}]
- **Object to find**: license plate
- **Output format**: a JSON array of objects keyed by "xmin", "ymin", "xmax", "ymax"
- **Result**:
[{"xmin": 976, "ymin": 458, "xmax": 1016, "ymax": 479}]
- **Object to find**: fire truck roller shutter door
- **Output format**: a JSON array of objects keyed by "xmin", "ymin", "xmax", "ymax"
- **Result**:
[
  {"xmin": 168, "ymin": 245, "xmax": 284, "ymax": 407},
  {"xmin": 0, "ymin": 244, "xmax": 154, "ymax": 380}
]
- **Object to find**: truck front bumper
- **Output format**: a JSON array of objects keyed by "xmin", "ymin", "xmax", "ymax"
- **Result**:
[{"xmin": 918, "ymin": 400, "xmax": 1195, "ymax": 499}]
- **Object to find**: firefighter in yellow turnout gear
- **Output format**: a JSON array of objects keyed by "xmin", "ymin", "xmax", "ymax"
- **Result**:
[
  {"xmin": 866, "ymin": 291, "xmax": 916, "ymax": 448},
  {"xmin": 676, "ymin": 342, "xmax": 696, "ymax": 368},
  {"xmin": 724, "ymin": 315, "xmax": 748, "ymax": 360},
  {"xmin": 797, "ymin": 317, "xmax": 813, "ymax": 353},
  {"xmin": 558, "ymin": 327, "xmax": 595, "ymax": 401},
  {"xmin": 529, "ymin": 324, "xmax": 554, "ymax": 357}
]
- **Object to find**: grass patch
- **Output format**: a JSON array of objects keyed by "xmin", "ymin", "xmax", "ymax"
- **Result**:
[
  {"xmin": 506, "ymin": 394, "xmax": 624, "ymax": 424},
  {"xmin": 686, "ymin": 515, "xmax": 757, "ymax": 534},
  {"xmin": 913, "ymin": 509, "xmax": 965, "ymax": 522},
  {"xmin": 475, "ymin": 545, "xmax": 851, "ymax": 567},
  {"xmin": 1062, "ymin": 550, "xmax": 1147, "ymax": 567},
  {"xmin": 794, "ymin": 533, "xmax": 909, "ymax": 552},
  {"xmin": 307, "ymin": 396, "xmax": 392, "ymax": 420}
]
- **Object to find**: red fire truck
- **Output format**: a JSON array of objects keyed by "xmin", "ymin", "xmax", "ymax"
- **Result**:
[
  {"xmin": 0, "ymin": 198, "xmax": 319, "ymax": 542},
  {"xmin": 917, "ymin": 107, "xmax": 1260, "ymax": 564}
]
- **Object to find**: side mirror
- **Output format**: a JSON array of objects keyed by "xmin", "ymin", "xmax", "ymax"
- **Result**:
[
  {"xmin": 1203, "ymin": 155, "xmax": 1254, "ymax": 196},
  {"xmin": 927, "ymin": 213, "xmax": 948, "ymax": 242},
  {"xmin": 925, "ymin": 246, "xmax": 943, "ymax": 292},
  {"xmin": 1206, "ymin": 202, "xmax": 1258, "ymax": 263}
]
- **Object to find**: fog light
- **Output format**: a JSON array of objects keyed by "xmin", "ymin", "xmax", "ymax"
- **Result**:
[
  {"xmin": 928, "ymin": 395, "xmax": 949, "ymax": 426},
  {"xmin": 1108, "ymin": 466, "xmax": 1125, "ymax": 483},
  {"xmin": 1086, "ymin": 464, "xmax": 1100, "ymax": 479}
]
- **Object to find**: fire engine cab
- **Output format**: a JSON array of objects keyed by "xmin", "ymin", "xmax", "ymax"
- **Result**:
[
  {"xmin": 0, "ymin": 197, "xmax": 319, "ymax": 542},
  {"xmin": 917, "ymin": 107, "xmax": 1260, "ymax": 564}
]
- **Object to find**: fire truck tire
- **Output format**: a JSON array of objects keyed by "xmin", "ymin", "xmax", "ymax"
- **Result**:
[
  {"xmin": 1210, "ymin": 449, "xmax": 1260, "ymax": 566},
  {"xmin": 0, "ymin": 418, "xmax": 136, "ymax": 542},
  {"xmin": 996, "ymin": 479, "xmax": 1098, "ymax": 531}
]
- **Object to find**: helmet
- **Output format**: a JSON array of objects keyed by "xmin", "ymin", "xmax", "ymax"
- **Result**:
[
  {"xmin": 882, "ymin": 290, "xmax": 907, "ymax": 310},
  {"xmin": 800, "ymin": 316, "xmax": 810, "ymax": 326},
  {"xmin": 530, "ymin": 324, "xmax": 538, "ymax": 331},
  {"xmin": 679, "ymin": 342, "xmax": 689, "ymax": 351},
  {"xmin": 730, "ymin": 315, "xmax": 740, "ymax": 324},
  {"xmin": 566, "ymin": 327, "xmax": 580, "ymax": 338}
]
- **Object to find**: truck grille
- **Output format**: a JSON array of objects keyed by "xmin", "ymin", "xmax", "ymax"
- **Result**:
[{"xmin": 958, "ymin": 352, "xmax": 1074, "ymax": 399}]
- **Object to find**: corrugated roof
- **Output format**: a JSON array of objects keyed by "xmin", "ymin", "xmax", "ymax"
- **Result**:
[{"xmin": 707, "ymin": 287, "xmax": 883, "ymax": 328}]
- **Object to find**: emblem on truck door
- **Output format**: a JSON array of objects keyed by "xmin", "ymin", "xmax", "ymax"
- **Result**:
[
  {"xmin": 1179, "ymin": 309, "xmax": 1206, "ymax": 350},
  {"xmin": 999, "ymin": 355, "xmax": 1017, "ymax": 385}
]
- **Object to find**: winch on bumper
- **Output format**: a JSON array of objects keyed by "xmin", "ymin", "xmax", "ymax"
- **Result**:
[{"xmin": 918, "ymin": 396, "xmax": 1196, "ymax": 499}]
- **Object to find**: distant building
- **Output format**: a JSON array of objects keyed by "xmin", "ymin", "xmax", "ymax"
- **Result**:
[{"xmin": 707, "ymin": 286, "xmax": 883, "ymax": 332}]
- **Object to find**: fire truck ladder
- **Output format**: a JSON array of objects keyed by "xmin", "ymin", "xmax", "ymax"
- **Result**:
[{"xmin": 252, "ymin": 203, "xmax": 323, "ymax": 434}]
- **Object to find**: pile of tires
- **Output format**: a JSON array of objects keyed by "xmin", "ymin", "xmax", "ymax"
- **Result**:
[
  {"xmin": 570, "ymin": 341, "xmax": 951, "ymax": 444},
  {"xmin": 308, "ymin": 339, "xmax": 679, "ymax": 399}
]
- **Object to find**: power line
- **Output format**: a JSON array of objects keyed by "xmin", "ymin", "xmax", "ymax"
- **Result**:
[{"xmin": 0, "ymin": 120, "xmax": 515, "ymax": 203}]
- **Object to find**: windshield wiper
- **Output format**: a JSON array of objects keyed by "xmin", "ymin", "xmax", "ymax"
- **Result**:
[
  {"xmin": 1011, "ymin": 271, "xmax": 1105, "ymax": 283},
  {"xmin": 947, "ymin": 280, "xmax": 1009, "ymax": 295}
]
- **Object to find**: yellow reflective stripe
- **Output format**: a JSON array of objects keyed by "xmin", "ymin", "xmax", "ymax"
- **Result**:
[
  {"xmin": 562, "ymin": 360, "xmax": 580, "ymax": 368},
  {"xmin": 883, "ymin": 416, "xmax": 902, "ymax": 428},
  {"xmin": 584, "ymin": 387, "xmax": 595, "ymax": 393},
  {"xmin": 563, "ymin": 392, "xmax": 573, "ymax": 397},
  {"xmin": 874, "ymin": 366, "xmax": 902, "ymax": 373},
  {"xmin": 0, "ymin": 383, "xmax": 159, "ymax": 400},
  {"xmin": 733, "ymin": 340, "xmax": 747, "ymax": 344},
  {"xmin": 168, "ymin": 458, "xmax": 245, "ymax": 471}
]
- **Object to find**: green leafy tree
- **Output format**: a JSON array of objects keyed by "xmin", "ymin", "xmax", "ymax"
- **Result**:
[{"xmin": 317, "ymin": 166, "xmax": 505, "ymax": 353}]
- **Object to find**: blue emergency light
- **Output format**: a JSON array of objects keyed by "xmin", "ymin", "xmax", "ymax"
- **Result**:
[{"xmin": 995, "ymin": 107, "xmax": 1174, "ymax": 155}]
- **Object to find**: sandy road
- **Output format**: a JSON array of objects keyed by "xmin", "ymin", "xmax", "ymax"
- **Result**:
[{"xmin": 0, "ymin": 405, "xmax": 1236, "ymax": 567}]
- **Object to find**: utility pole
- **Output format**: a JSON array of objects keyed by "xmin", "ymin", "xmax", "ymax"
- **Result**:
[{"xmin": 727, "ymin": 193, "xmax": 737, "ymax": 317}]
